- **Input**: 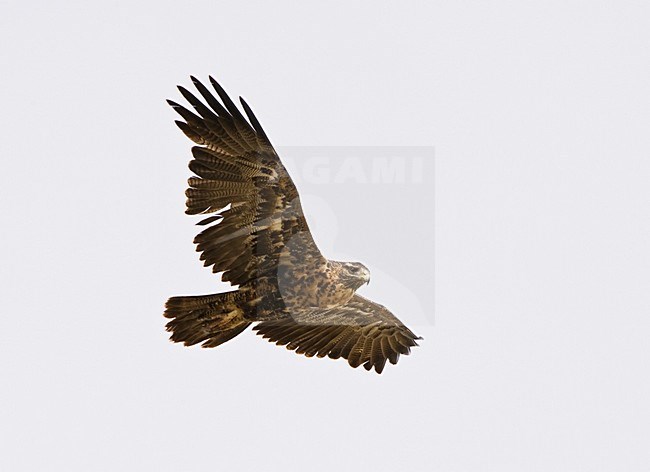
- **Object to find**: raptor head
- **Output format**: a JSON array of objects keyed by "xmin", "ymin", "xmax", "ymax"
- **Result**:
[{"xmin": 339, "ymin": 262, "xmax": 371, "ymax": 290}]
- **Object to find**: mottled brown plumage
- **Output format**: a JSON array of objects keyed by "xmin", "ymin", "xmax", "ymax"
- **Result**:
[{"xmin": 164, "ymin": 76, "xmax": 420, "ymax": 373}]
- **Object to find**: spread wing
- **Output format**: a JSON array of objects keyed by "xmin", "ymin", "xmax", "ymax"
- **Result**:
[
  {"xmin": 253, "ymin": 294, "xmax": 421, "ymax": 374},
  {"xmin": 168, "ymin": 77, "xmax": 326, "ymax": 286}
]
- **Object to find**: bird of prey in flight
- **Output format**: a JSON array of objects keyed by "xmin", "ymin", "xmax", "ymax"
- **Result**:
[{"xmin": 164, "ymin": 76, "xmax": 421, "ymax": 373}]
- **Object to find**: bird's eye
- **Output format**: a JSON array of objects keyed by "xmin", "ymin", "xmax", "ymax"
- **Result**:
[{"xmin": 350, "ymin": 266, "xmax": 359, "ymax": 273}]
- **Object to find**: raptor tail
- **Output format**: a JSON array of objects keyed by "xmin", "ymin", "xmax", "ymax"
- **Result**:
[{"xmin": 164, "ymin": 291, "xmax": 251, "ymax": 348}]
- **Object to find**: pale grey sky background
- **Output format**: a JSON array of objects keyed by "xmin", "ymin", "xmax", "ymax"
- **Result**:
[{"xmin": 2, "ymin": 1, "xmax": 650, "ymax": 471}]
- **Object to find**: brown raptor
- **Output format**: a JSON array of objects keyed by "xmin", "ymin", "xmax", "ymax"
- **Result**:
[{"xmin": 164, "ymin": 76, "xmax": 421, "ymax": 373}]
